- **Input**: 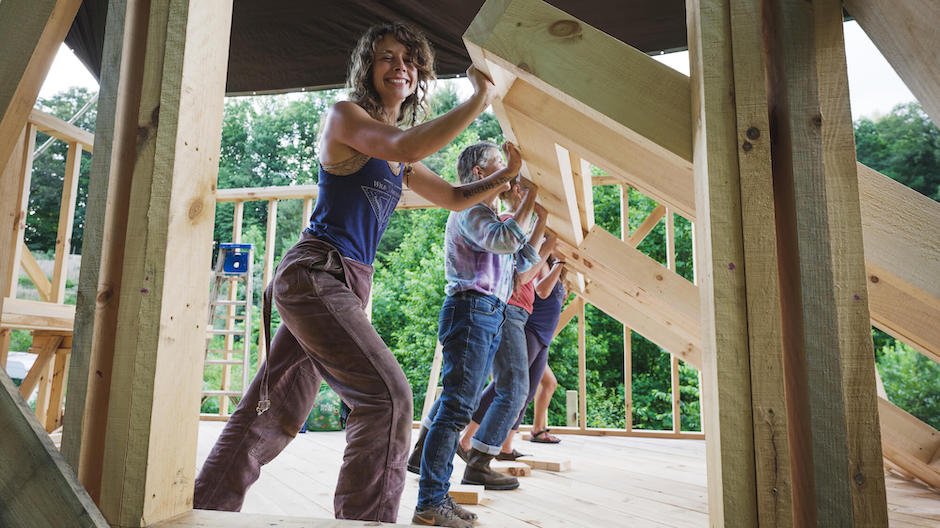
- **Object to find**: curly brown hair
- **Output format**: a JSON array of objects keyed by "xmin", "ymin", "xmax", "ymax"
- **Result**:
[{"xmin": 347, "ymin": 23, "xmax": 436, "ymax": 127}]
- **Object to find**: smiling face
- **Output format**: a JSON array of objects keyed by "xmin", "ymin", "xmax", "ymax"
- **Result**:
[
  {"xmin": 371, "ymin": 34, "xmax": 417, "ymax": 106},
  {"xmin": 346, "ymin": 23, "xmax": 435, "ymax": 126}
]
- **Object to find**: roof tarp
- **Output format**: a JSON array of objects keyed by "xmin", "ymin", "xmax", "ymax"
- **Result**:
[{"xmin": 65, "ymin": 0, "xmax": 688, "ymax": 95}]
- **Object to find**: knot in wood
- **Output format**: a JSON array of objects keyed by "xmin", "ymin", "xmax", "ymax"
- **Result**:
[
  {"xmin": 188, "ymin": 198, "xmax": 204, "ymax": 220},
  {"xmin": 853, "ymin": 472, "xmax": 865, "ymax": 487},
  {"xmin": 517, "ymin": 62, "xmax": 532, "ymax": 73},
  {"xmin": 742, "ymin": 141, "xmax": 753, "ymax": 152},
  {"xmin": 549, "ymin": 20, "xmax": 581, "ymax": 38},
  {"xmin": 812, "ymin": 113, "xmax": 823, "ymax": 127},
  {"xmin": 869, "ymin": 275, "xmax": 879, "ymax": 283},
  {"xmin": 746, "ymin": 127, "xmax": 760, "ymax": 140}
]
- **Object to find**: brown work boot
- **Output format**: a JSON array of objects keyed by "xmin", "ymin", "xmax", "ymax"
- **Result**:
[
  {"xmin": 413, "ymin": 500, "xmax": 473, "ymax": 527},
  {"xmin": 407, "ymin": 426, "xmax": 429, "ymax": 474},
  {"xmin": 461, "ymin": 447, "xmax": 519, "ymax": 490}
]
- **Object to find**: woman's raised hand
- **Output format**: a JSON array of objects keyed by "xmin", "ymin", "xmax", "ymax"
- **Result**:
[{"xmin": 467, "ymin": 65, "xmax": 496, "ymax": 105}]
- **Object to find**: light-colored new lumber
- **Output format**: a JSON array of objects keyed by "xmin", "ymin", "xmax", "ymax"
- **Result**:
[
  {"xmin": 629, "ymin": 205, "xmax": 666, "ymax": 248},
  {"xmin": 21, "ymin": 245, "xmax": 53, "ymax": 302},
  {"xmin": 95, "ymin": 1, "xmax": 234, "ymax": 526},
  {"xmin": 767, "ymin": 0, "xmax": 887, "ymax": 523},
  {"xmin": 420, "ymin": 341, "xmax": 444, "ymax": 421},
  {"xmin": 574, "ymin": 157, "xmax": 595, "ymax": 234},
  {"xmin": 18, "ymin": 334, "xmax": 62, "ymax": 398},
  {"xmin": 491, "ymin": 460, "xmax": 532, "ymax": 477},
  {"xmin": 1, "ymin": 124, "xmax": 33, "ymax": 366},
  {"xmin": 463, "ymin": 0, "xmax": 691, "ymax": 164},
  {"xmin": 503, "ymin": 81, "xmax": 695, "ymax": 220},
  {"xmin": 0, "ymin": 0, "xmax": 81, "ymax": 171},
  {"xmin": 562, "ymin": 227, "xmax": 699, "ymax": 344},
  {"xmin": 448, "ymin": 485, "xmax": 485, "ymax": 505},
  {"xmin": 44, "ymin": 346, "xmax": 70, "ymax": 431},
  {"xmin": 577, "ymin": 299, "xmax": 586, "ymax": 431},
  {"xmin": 500, "ymin": 105, "xmax": 583, "ymax": 245},
  {"xmin": 219, "ymin": 201, "xmax": 245, "ymax": 417},
  {"xmin": 154, "ymin": 510, "xmax": 412, "ymax": 527},
  {"xmin": 577, "ymin": 281, "xmax": 701, "ymax": 367},
  {"xmin": 687, "ymin": 0, "xmax": 766, "ymax": 524},
  {"xmin": 51, "ymin": 142, "xmax": 82, "ymax": 303},
  {"xmin": 0, "ymin": 370, "xmax": 108, "ymax": 527},
  {"xmin": 620, "ymin": 185, "xmax": 633, "ymax": 432},
  {"xmin": 258, "ymin": 199, "xmax": 278, "ymax": 364},
  {"xmin": 29, "ymin": 108, "xmax": 95, "ymax": 150},
  {"xmin": 517, "ymin": 456, "xmax": 571, "ymax": 472},
  {"xmin": 62, "ymin": 0, "xmax": 146, "ymax": 497},
  {"xmin": 844, "ymin": 0, "xmax": 940, "ymax": 127},
  {"xmin": 858, "ymin": 164, "xmax": 940, "ymax": 363},
  {"xmin": 877, "ymin": 397, "xmax": 940, "ymax": 489},
  {"xmin": 1, "ymin": 296, "xmax": 76, "ymax": 332}
]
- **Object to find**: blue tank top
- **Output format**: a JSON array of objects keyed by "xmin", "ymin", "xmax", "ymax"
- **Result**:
[
  {"xmin": 305, "ymin": 157, "xmax": 403, "ymax": 264},
  {"xmin": 525, "ymin": 281, "xmax": 566, "ymax": 347}
]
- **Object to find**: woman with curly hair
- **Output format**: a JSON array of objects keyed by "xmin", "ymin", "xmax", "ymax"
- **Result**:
[{"xmin": 195, "ymin": 22, "xmax": 517, "ymax": 524}]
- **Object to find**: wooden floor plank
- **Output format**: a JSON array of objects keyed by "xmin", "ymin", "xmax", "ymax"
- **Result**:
[{"xmin": 194, "ymin": 422, "xmax": 939, "ymax": 527}]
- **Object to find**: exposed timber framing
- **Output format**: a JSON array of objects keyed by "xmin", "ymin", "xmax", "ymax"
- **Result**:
[
  {"xmin": 1, "ymin": 124, "xmax": 33, "ymax": 365},
  {"xmin": 687, "ymin": 0, "xmax": 789, "ymax": 524},
  {"xmin": 63, "ymin": 0, "xmax": 152, "ymax": 503},
  {"xmin": 767, "ymin": 0, "xmax": 887, "ymax": 523},
  {"xmin": 844, "ymin": 0, "xmax": 940, "ymax": 126},
  {"xmin": 858, "ymin": 164, "xmax": 940, "ymax": 363},
  {"xmin": 464, "ymin": 0, "xmax": 691, "ymax": 165},
  {"xmin": 0, "ymin": 371, "xmax": 108, "ymax": 527},
  {"xmin": 0, "ymin": 0, "xmax": 81, "ymax": 171},
  {"xmin": 67, "ymin": 1, "xmax": 234, "ymax": 525}
]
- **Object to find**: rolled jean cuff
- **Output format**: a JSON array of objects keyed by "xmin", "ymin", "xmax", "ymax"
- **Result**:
[
  {"xmin": 421, "ymin": 415, "xmax": 433, "ymax": 429},
  {"xmin": 470, "ymin": 437, "xmax": 502, "ymax": 455}
]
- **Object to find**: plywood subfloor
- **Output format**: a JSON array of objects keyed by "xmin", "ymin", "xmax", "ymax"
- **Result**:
[{"xmin": 196, "ymin": 422, "xmax": 939, "ymax": 527}]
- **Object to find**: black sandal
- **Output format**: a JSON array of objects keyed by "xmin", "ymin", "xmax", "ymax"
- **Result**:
[{"xmin": 530, "ymin": 428, "xmax": 561, "ymax": 444}]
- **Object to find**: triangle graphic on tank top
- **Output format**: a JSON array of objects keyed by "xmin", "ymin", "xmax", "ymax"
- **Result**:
[{"xmin": 361, "ymin": 185, "xmax": 396, "ymax": 226}]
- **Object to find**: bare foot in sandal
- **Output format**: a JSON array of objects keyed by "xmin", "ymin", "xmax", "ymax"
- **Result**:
[{"xmin": 530, "ymin": 428, "xmax": 561, "ymax": 444}]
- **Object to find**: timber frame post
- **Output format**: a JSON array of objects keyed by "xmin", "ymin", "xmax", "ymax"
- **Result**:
[
  {"xmin": 689, "ymin": 0, "xmax": 888, "ymax": 525},
  {"xmin": 62, "ymin": 0, "xmax": 233, "ymax": 526}
]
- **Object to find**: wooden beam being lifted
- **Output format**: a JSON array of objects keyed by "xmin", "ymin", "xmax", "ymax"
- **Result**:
[{"xmin": 464, "ymin": 0, "xmax": 692, "ymax": 164}]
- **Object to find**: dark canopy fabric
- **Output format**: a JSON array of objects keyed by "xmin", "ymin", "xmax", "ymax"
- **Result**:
[{"xmin": 65, "ymin": 0, "xmax": 688, "ymax": 96}]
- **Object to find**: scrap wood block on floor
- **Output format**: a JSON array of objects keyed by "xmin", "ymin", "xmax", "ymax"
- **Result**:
[
  {"xmin": 491, "ymin": 460, "xmax": 532, "ymax": 476},
  {"xmin": 449, "ymin": 484, "xmax": 485, "ymax": 504},
  {"xmin": 517, "ymin": 456, "xmax": 571, "ymax": 472}
]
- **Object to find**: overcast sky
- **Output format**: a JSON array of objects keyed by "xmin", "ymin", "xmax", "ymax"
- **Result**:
[{"xmin": 41, "ymin": 21, "xmax": 914, "ymax": 122}]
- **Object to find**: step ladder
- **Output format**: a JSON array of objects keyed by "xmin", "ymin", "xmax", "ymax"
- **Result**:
[{"xmin": 201, "ymin": 243, "xmax": 254, "ymax": 420}]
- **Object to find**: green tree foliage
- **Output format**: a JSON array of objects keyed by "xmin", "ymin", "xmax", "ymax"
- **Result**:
[
  {"xmin": 855, "ymin": 102, "xmax": 940, "ymax": 200},
  {"xmin": 27, "ymin": 87, "xmax": 96, "ymax": 255}
]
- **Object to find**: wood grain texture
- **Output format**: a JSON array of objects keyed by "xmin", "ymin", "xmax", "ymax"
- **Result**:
[
  {"xmin": 0, "ymin": 372, "xmax": 108, "ymax": 527},
  {"xmin": 97, "ymin": 1, "xmax": 234, "ymax": 525}
]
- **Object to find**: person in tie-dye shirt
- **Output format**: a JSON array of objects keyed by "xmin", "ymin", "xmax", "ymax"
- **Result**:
[{"xmin": 411, "ymin": 141, "xmax": 542, "ymax": 527}]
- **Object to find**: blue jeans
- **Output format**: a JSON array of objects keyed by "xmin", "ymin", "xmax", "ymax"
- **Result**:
[
  {"xmin": 470, "ymin": 304, "xmax": 529, "ymax": 453},
  {"xmin": 417, "ymin": 291, "xmax": 505, "ymax": 509}
]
